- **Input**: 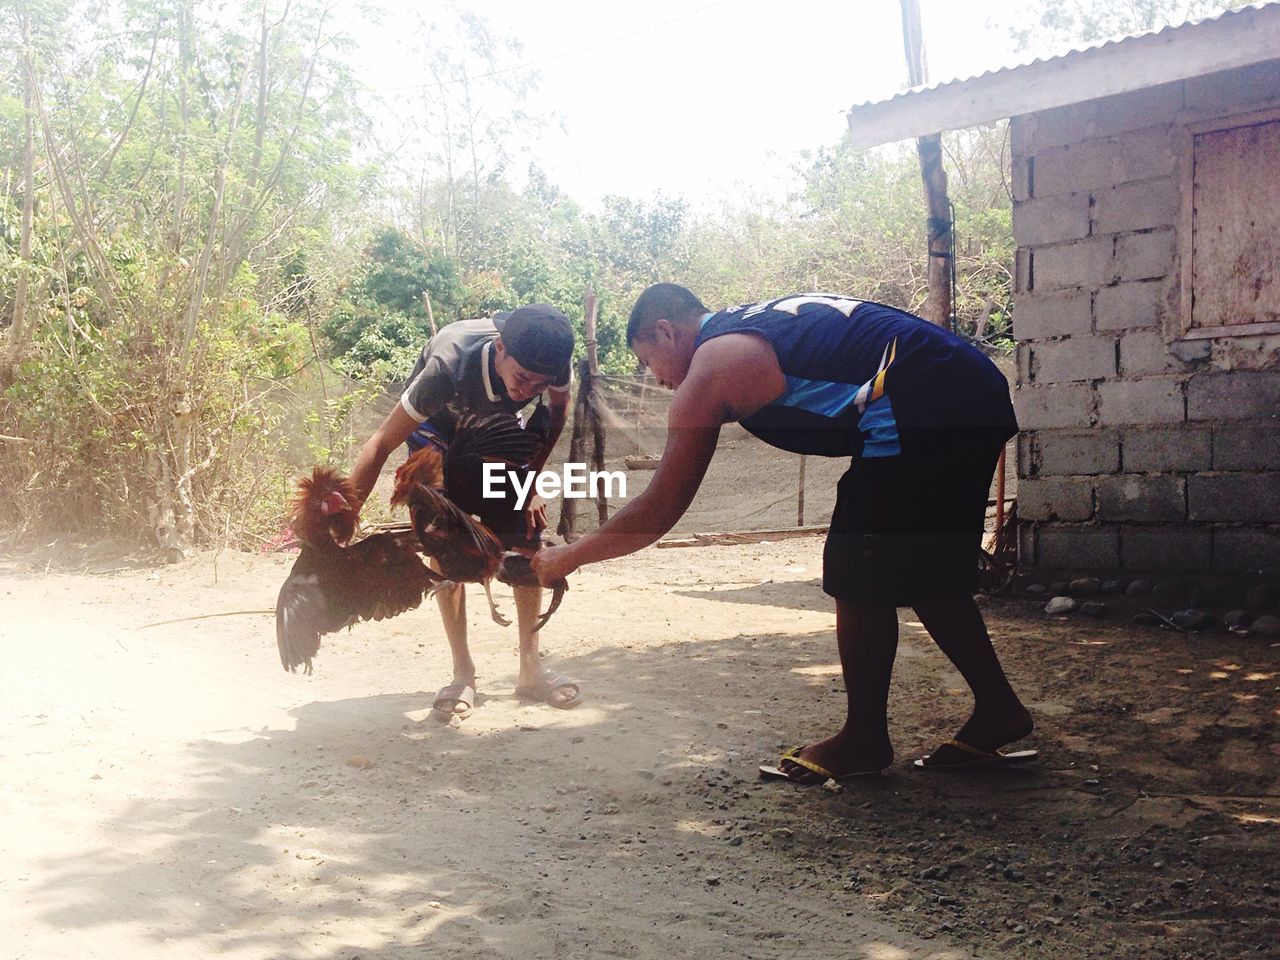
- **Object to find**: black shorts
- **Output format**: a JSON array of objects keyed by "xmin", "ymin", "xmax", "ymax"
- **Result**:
[{"xmin": 822, "ymin": 427, "xmax": 1012, "ymax": 608}]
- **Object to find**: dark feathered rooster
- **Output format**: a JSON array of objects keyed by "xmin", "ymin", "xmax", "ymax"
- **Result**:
[
  {"xmin": 390, "ymin": 412, "xmax": 568, "ymax": 631},
  {"xmin": 275, "ymin": 468, "xmax": 439, "ymax": 674}
]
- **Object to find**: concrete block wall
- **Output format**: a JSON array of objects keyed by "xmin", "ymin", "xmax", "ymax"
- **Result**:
[{"xmin": 1010, "ymin": 63, "xmax": 1280, "ymax": 575}]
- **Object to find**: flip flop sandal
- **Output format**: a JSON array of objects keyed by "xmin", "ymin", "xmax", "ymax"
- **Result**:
[
  {"xmin": 914, "ymin": 738, "xmax": 1038, "ymax": 771},
  {"xmin": 514, "ymin": 670, "xmax": 582, "ymax": 709},
  {"xmin": 431, "ymin": 680, "xmax": 476, "ymax": 722},
  {"xmin": 759, "ymin": 746, "xmax": 887, "ymax": 784}
]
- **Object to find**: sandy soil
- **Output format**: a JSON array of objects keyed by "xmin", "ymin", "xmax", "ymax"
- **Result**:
[{"xmin": 2, "ymin": 533, "xmax": 1276, "ymax": 960}]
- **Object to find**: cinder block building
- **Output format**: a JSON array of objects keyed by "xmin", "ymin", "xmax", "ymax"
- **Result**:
[{"xmin": 847, "ymin": 4, "xmax": 1280, "ymax": 576}]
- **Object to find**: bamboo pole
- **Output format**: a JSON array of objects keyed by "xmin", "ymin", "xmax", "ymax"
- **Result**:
[{"xmin": 422, "ymin": 290, "xmax": 438, "ymax": 336}]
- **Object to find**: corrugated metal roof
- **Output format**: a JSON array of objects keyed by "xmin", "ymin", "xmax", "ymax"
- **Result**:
[{"xmin": 846, "ymin": 2, "xmax": 1280, "ymax": 147}]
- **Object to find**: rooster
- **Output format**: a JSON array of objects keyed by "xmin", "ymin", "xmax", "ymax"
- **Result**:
[
  {"xmin": 391, "ymin": 412, "xmax": 569, "ymax": 631},
  {"xmin": 275, "ymin": 467, "xmax": 439, "ymax": 674}
]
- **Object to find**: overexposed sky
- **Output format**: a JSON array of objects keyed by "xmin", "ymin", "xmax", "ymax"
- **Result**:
[{"xmin": 343, "ymin": 0, "xmax": 1026, "ymax": 206}]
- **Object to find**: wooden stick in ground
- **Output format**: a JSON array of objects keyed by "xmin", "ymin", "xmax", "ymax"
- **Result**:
[
  {"xmin": 797, "ymin": 455, "xmax": 807, "ymax": 526},
  {"xmin": 590, "ymin": 383, "xmax": 608, "ymax": 526},
  {"xmin": 582, "ymin": 284, "xmax": 607, "ymax": 524},
  {"xmin": 583, "ymin": 283, "xmax": 600, "ymax": 376},
  {"xmin": 994, "ymin": 445, "xmax": 1007, "ymax": 553},
  {"xmin": 422, "ymin": 290, "xmax": 437, "ymax": 336},
  {"xmin": 556, "ymin": 358, "xmax": 590, "ymax": 542},
  {"xmin": 635, "ymin": 371, "xmax": 647, "ymax": 452}
]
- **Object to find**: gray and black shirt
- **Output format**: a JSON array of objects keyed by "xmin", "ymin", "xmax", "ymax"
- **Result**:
[{"xmin": 400, "ymin": 318, "xmax": 572, "ymax": 433}]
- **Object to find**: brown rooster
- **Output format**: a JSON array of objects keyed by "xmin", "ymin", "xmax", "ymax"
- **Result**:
[
  {"xmin": 390, "ymin": 412, "xmax": 569, "ymax": 631},
  {"xmin": 275, "ymin": 467, "xmax": 439, "ymax": 674}
]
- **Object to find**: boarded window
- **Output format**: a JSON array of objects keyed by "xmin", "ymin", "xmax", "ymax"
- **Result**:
[{"xmin": 1189, "ymin": 118, "xmax": 1280, "ymax": 333}]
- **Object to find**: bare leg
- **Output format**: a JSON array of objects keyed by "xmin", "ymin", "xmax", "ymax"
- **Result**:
[
  {"xmin": 912, "ymin": 593, "xmax": 1032, "ymax": 751},
  {"xmin": 787, "ymin": 599, "xmax": 897, "ymax": 776},
  {"xmin": 513, "ymin": 583, "xmax": 579, "ymax": 707},
  {"xmin": 431, "ymin": 558, "xmax": 474, "ymax": 715}
]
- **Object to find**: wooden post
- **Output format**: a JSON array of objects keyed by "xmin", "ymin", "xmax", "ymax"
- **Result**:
[
  {"xmin": 556, "ymin": 357, "xmax": 590, "ymax": 542},
  {"xmin": 797, "ymin": 455, "xmax": 807, "ymax": 526},
  {"xmin": 900, "ymin": 0, "xmax": 953, "ymax": 329},
  {"xmin": 994, "ymin": 445, "xmax": 1007, "ymax": 553},
  {"xmin": 557, "ymin": 284, "xmax": 608, "ymax": 538},
  {"xmin": 583, "ymin": 284, "xmax": 608, "ymax": 525},
  {"xmin": 635, "ymin": 369, "xmax": 647, "ymax": 453},
  {"xmin": 583, "ymin": 284, "xmax": 600, "ymax": 376},
  {"xmin": 422, "ymin": 290, "xmax": 438, "ymax": 336},
  {"xmin": 798, "ymin": 268, "xmax": 814, "ymax": 523}
]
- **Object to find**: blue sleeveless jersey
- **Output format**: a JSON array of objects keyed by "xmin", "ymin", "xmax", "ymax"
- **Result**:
[{"xmin": 694, "ymin": 294, "xmax": 1016, "ymax": 458}]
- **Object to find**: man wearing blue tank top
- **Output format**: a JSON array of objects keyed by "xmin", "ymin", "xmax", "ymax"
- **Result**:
[{"xmin": 532, "ymin": 283, "xmax": 1035, "ymax": 780}]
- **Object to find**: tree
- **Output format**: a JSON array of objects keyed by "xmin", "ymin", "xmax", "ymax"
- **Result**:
[
  {"xmin": 1009, "ymin": 0, "xmax": 1253, "ymax": 53},
  {"xmin": 0, "ymin": 0, "xmax": 372, "ymax": 551},
  {"xmin": 323, "ymin": 226, "xmax": 464, "ymax": 378}
]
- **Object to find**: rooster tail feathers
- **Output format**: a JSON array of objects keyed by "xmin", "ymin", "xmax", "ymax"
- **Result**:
[
  {"xmin": 449, "ymin": 413, "xmax": 543, "ymax": 466},
  {"xmin": 407, "ymin": 484, "xmax": 502, "ymax": 556}
]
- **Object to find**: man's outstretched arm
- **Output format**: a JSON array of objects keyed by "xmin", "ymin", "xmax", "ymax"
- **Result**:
[
  {"xmin": 545, "ymin": 389, "xmax": 722, "ymax": 568},
  {"xmin": 532, "ymin": 333, "xmax": 785, "ymax": 581}
]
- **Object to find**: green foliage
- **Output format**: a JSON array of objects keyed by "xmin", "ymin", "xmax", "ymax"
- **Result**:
[
  {"xmin": 1009, "ymin": 0, "xmax": 1252, "ymax": 52},
  {"xmin": 362, "ymin": 228, "xmax": 464, "ymax": 316},
  {"xmin": 322, "ymin": 227, "xmax": 463, "ymax": 378},
  {"xmin": 326, "ymin": 301, "xmax": 425, "ymax": 382},
  {"xmin": 0, "ymin": 0, "xmax": 372, "ymax": 550},
  {"xmin": 1, "ymin": 0, "xmax": 1026, "ymax": 554}
]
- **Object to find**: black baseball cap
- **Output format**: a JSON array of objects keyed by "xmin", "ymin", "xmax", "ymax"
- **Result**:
[{"xmin": 493, "ymin": 304, "xmax": 575, "ymax": 379}]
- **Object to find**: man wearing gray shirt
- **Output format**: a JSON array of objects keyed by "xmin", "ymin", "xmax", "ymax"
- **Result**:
[{"xmin": 350, "ymin": 305, "xmax": 580, "ymax": 719}]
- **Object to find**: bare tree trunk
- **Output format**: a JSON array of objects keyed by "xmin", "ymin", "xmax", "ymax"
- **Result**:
[
  {"xmin": 11, "ymin": 10, "xmax": 36, "ymax": 347},
  {"xmin": 463, "ymin": 67, "xmax": 480, "ymax": 208},
  {"xmin": 247, "ymin": 0, "xmax": 273, "ymax": 197},
  {"xmin": 165, "ymin": 46, "xmax": 253, "ymax": 553},
  {"xmin": 97, "ymin": 16, "xmax": 161, "ymax": 181},
  {"xmin": 171, "ymin": 0, "xmax": 191, "ymax": 250},
  {"xmin": 183, "ymin": 58, "xmax": 253, "ymax": 353},
  {"xmin": 900, "ymin": 0, "xmax": 953, "ymax": 328},
  {"xmin": 427, "ymin": 66, "xmax": 458, "ymax": 260}
]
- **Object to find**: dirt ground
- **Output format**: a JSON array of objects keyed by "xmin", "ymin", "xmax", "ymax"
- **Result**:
[{"xmin": 2, "ymin": 533, "xmax": 1277, "ymax": 960}]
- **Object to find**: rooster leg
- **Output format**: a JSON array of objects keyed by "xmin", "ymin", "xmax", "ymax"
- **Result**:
[
  {"xmin": 482, "ymin": 579, "xmax": 511, "ymax": 627},
  {"xmin": 429, "ymin": 579, "xmax": 459, "ymax": 598}
]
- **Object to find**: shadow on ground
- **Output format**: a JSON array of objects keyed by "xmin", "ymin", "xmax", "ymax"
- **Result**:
[{"xmin": 22, "ymin": 597, "xmax": 1280, "ymax": 960}]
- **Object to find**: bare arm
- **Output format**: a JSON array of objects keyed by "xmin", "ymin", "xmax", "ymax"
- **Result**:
[
  {"xmin": 533, "ymin": 333, "xmax": 786, "ymax": 580},
  {"xmin": 551, "ymin": 386, "xmax": 721, "ymax": 566},
  {"xmin": 349, "ymin": 404, "xmax": 421, "ymax": 508}
]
